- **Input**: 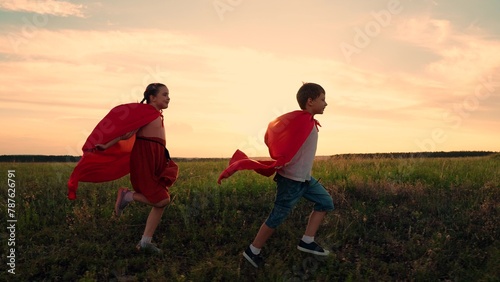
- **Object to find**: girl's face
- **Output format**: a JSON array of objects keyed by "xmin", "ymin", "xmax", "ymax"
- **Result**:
[{"xmin": 150, "ymin": 86, "xmax": 170, "ymax": 110}]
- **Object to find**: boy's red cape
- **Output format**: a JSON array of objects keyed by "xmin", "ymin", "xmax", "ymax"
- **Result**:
[
  {"xmin": 67, "ymin": 103, "xmax": 178, "ymax": 200},
  {"xmin": 217, "ymin": 110, "xmax": 319, "ymax": 184}
]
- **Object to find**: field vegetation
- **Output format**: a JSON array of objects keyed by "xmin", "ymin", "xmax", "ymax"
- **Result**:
[{"xmin": 0, "ymin": 154, "xmax": 499, "ymax": 281}]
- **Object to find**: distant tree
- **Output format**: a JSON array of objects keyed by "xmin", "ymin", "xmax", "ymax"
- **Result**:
[{"xmin": 0, "ymin": 155, "xmax": 81, "ymax": 162}]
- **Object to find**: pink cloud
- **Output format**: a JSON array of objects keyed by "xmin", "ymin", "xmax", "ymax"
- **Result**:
[{"xmin": 0, "ymin": 0, "xmax": 85, "ymax": 17}]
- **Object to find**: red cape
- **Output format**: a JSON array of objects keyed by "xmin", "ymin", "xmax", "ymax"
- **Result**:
[
  {"xmin": 217, "ymin": 110, "xmax": 319, "ymax": 184},
  {"xmin": 67, "ymin": 103, "xmax": 178, "ymax": 200}
]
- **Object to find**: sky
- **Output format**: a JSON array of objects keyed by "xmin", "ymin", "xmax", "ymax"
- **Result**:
[{"xmin": 0, "ymin": 0, "xmax": 499, "ymax": 158}]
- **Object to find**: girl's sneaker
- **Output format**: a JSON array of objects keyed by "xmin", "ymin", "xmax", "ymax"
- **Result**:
[
  {"xmin": 136, "ymin": 242, "xmax": 162, "ymax": 254},
  {"xmin": 114, "ymin": 188, "xmax": 130, "ymax": 217}
]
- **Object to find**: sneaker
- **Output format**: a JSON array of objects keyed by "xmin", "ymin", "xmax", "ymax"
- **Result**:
[
  {"xmin": 297, "ymin": 240, "xmax": 330, "ymax": 256},
  {"xmin": 243, "ymin": 247, "xmax": 264, "ymax": 268},
  {"xmin": 114, "ymin": 187, "xmax": 130, "ymax": 217},
  {"xmin": 136, "ymin": 242, "xmax": 162, "ymax": 254}
]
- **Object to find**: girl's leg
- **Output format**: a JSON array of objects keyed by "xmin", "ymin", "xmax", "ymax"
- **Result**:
[
  {"xmin": 132, "ymin": 192, "xmax": 170, "ymax": 207},
  {"xmin": 132, "ymin": 192, "xmax": 169, "ymax": 237},
  {"xmin": 127, "ymin": 192, "xmax": 169, "ymax": 253},
  {"xmin": 143, "ymin": 206, "xmax": 165, "ymax": 237}
]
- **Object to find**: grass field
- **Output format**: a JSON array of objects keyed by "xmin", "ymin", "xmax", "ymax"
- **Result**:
[{"xmin": 1, "ymin": 154, "xmax": 499, "ymax": 281}]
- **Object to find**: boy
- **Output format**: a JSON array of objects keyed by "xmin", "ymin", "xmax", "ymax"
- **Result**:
[{"xmin": 218, "ymin": 82, "xmax": 334, "ymax": 268}]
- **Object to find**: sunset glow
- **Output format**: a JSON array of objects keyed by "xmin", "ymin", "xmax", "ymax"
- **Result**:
[{"xmin": 1, "ymin": 0, "xmax": 499, "ymax": 157}]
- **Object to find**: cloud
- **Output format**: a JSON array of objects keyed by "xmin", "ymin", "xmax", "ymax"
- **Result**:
[
  {"xmin": 394, "ymin": 15, "xmax": 500, "ymax": 83},
  {"xmin": 0, "ymin": 0, "xmax": 85, "ymax": 17},
  {"xmin": 0, "ymin": 13, "xmax": 498, "ymax": 157}
]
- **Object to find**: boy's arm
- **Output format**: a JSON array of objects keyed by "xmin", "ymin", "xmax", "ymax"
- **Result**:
[{"xmin": 95, "ymin": 129, "xmax": 138, "ymax": 151}]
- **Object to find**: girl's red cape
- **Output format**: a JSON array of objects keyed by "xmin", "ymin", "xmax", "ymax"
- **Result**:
[
  {"xmin": 217, "ymin": 110, "xmax": 319, "ymax": 184},
  {"xmin": 67, "ymin": 103, "xmax": 178, "ymax": 200}
]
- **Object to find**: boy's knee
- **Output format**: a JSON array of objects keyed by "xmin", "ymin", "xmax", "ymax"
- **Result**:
[
  {"xmin": 265, "ymin": 205, "xmax": 291, "ymax": 229},
  {"xmin": 325, "ymin": 201, "xmax": 335, "ymax": 211},
  {"xmin": 315, "ymin": 198, "xmax": 334, "ymax": 212}
]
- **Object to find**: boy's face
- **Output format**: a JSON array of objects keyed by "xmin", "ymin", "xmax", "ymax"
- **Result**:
[{"xmin": 308, "ymin": 92, "xmax": 327, "ymax": 115}]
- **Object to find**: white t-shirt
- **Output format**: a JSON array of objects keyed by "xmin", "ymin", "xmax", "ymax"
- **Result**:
[{"xmin": 278, "ymin": 126, "xmax": 318, "ymax": 182}]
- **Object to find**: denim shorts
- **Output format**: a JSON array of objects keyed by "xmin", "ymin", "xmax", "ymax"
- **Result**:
[{"xmin": 264, "ymin": 173, "xmax": 335, "ymax": 229}]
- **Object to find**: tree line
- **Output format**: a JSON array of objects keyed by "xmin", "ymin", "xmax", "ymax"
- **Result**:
[
  {"xmin": 330, "ymin": 151, "xmax": 497, "ymax": 159},
  {"xmin": 0, "ymin": 151, "xmax": 497, "ymax": 163}
]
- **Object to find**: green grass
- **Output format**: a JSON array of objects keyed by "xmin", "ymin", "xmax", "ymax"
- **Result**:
[{"xmin": 0, "ymin": 155, "xmax": 499, "ymax": 281}]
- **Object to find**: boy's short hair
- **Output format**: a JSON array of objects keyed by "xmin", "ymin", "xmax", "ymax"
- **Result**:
[{"xmin": 296, "ymin": 82, "xmax": 325, "ymax": 110}]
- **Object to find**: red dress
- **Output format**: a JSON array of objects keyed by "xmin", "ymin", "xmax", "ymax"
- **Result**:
[
  {"xmin": 67, "ymin": 103, "xmax": 178, "ymax": 200},
  {"xmin": 130, "ymin": 136, "xmax": 177, "ymax": 203}
]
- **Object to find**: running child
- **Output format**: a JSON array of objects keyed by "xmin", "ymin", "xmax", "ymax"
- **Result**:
[
  {"xmin": 218, "ymin": 82, "xmax": 335, "ymax": 268},
  {"xmin": 68, "ymin": 83, "xmax": 178, "ymax": 254}
]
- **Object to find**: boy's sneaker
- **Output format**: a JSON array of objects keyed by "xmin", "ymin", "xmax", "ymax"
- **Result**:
[
  {"xmin": 136, "ymin": 242, "xmax": 162, "ymax": 254},
  {"xmin": 114, "ymin": 187, "xmax": 130, "ymax": 217},
  {"xmin": 297, "ymin": 240, "xmax": 330, "ymax": 256},
  {"xmin": 243, "ymin": 247, "xmax": 264, "ymax": 268}
]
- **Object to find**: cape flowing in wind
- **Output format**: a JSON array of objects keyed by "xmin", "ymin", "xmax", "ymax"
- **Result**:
[
  {"xmin": 67, "ymin": 103, "xmax": 178, "ymax": 200},
  {"xmin": 217, "ymin": 110, "xmax": 320, "ymax": 184}
]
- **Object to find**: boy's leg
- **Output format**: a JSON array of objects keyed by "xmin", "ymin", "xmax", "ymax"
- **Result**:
[
  {"xmin": 252, "ymin": 223, "xmax": 275, "ymax": 249},
  {"xmin": 243, "ymin": 174, "xmax": 304, "ymax": 267},
  {"xmin": 243, "ymin": 223, "xmax": 273, "ymax": 268},
  {"xmin": 255, "ymin": 175, "xmax": 304, "ymax": 247},
  {"xmin": 304, "ymin": 210, "xmax": 327, "ymax": 237},
  {"xmin": 302, "ymin": 177, "xmax": 334, "ymax": 235},
  {"xmin": 298, "ymin": 177, "xmax": 334, "ymax": 255}
]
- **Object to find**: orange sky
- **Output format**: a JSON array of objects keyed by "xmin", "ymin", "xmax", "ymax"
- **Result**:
[{"xmin": 0, "ymin": 0, "xmax": 499, "ymax": 157}]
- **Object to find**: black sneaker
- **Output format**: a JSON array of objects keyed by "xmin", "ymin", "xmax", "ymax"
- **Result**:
[
  {"xmin": 297, "ymin": 240, "xmax": 330, "ymax": 256},
  {"xmin": 243, "ymin": 247, "xmax": 264, "ymax": 268}
]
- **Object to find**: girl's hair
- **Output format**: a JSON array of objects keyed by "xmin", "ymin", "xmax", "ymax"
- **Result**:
[
  {"xmin": 296, "ymin": 82, "xmax": 325, "ymax": 109},
  {"xmin": 141, "ymin": 83, "xmax": 167, "ymax": 103}
]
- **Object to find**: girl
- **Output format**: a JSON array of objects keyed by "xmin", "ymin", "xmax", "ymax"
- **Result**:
[{"xmin": 95, "ymin": 83, "xmax": 177, "ymax": 253}]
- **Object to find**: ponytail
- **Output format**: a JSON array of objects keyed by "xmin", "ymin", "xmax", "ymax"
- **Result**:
[{"xmin": 142, "ymin": 83, "xmax": 166, "ymax": 104}]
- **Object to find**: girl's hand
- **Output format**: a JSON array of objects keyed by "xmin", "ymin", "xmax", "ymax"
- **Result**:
[
  {"xmin": 95, "ymin": 144, "xmax": 107, "ymax": 151},
  {"xmin": 121, "ymin": 130, "xmax": 136, "ymax": 140},
  {"xmin": 94, "ymin": 130, "xmax": 136, "ymax": 152}
]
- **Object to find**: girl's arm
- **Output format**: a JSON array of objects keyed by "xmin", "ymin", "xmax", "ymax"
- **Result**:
[{"xmin": 95, "ymin": 129, "xmax": 138, "ymax": 151}]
